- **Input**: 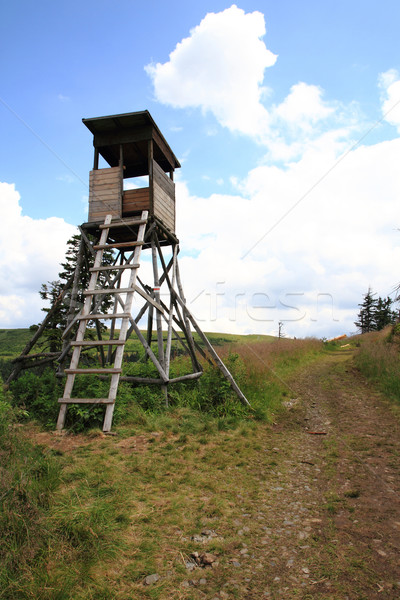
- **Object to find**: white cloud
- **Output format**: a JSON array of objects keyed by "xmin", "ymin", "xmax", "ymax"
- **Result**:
[
  {"xmin": 272, "ymin": 82, "xmax": 334, "ymax": 131},
  {"xmin": 145, "ymin": 4, "xmax": 359, "ymax": 164},
  {"xmin": 0, "ymin": 182, "xmax": 75, "ymax": 327},
  {"xmin": 379, "ymin": 69, "xmax": 400, "ymax": 132},
  {"xmin": 145, "ymin": 4, "xmax": 277, "ymax": 138},
  {"xmin": 175, "ymin": 134, "xmax": 400, "ymax": 338}
]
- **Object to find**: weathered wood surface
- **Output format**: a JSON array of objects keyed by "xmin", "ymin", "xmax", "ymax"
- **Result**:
[
  {"xmin": 83, "ymin": 287, "xmax": 136, "ymax": 295},
  {"xmin": 99, "ymin": 217, "xmax": 147, "ymax": 229},
  {"xmin": 64, "ymin": 368, "xmax": 122, "ymax": 375},
  {"xmin": 122, "ymin": 188, "xmax": 150, "ymax": 215},
  {"xmin": 70, "ymin": 340, "xmax": 125, "ymax": 346},
  {"xmin": 93, "ymin": 240, "xmax": 144, "ymax": 250},
  {"xmin": 75, "ymin": 312, "xmax": 131, "ymax": 320},
  {"xmin": 153, "ymin": 160, "xmax": 174, "ymax": 197},
  {"xmin": 89, "ymin": 263, "xmax": 140, "ymax": 272},
  {"xmin": 153, "ymin": 180, "xmax": 175, "ymax": 232},
  {"xmin": 89, "ymin": 168, "xmax": 121, "ymax": 222},
  {"xmin": 58, "ymin": 397, "xmax": 113, "ymax": 404}
]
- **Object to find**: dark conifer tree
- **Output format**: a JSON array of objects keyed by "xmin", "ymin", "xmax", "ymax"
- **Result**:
[
  {"xmin": 355, "ymin": 288, "xmax": 377, "ymax": 334},
  {"xmin": 355, "ymin": 288, "xmax": 397, "ymax": 334},
  {"xmin": 373, "ymin": 296, "xmax": 397, "ymax": 331},
  {"xmin": 38, "ymin": 231, "xmax": 116, "ymax": 351}
]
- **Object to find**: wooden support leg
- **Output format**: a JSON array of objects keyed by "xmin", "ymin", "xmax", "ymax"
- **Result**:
[
  {"xmin": 151, "ymin": 235, "xmax": 165, "ymax": 372},
  {"xmin": 103, "ymin": 403, "xmax": 115, "ymax": 432},
  {"xmin": 56, "ymin": 403, "xmax": 68, "ymax": 430}
]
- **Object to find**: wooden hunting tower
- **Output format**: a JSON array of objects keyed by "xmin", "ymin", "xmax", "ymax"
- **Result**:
[
  {"xmin": 8, "ymin": 111, "xmax": 249, "ymax": 432},
  {"xmin": 84, "ymin": 111, "xmax": 180, "ymax": 235}
]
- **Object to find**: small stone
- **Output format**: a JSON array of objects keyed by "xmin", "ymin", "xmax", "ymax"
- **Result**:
[
  {"xmin": 144, "ymin": 573, "xmax": 159, "ymax": 585},
  {"xmin": 199, "ymin": 578, "xmax": 207, "ymax": 585},
  {"xmin": 286, "ymin": 559, "xmax": 294, "ymax": 567},
  {"xmin": 302, "ymin": 567, "xmax": 310, "ymax": 575},
  {"xmin": 202, "ymin": 529, "xmax": 216, "ymax": 537},
  {"xmin": 185, "ymin": 561, "xmax": 196, "ymax": 571},
  {"xmin": 200, "ymin": 552, "xmax": 217, "ymax": 566},
  {"xmin": 240, "ymin": 548, "xmax": 249, "ymax": 555},
  {"xmin": 231, "ymin": 560, "xmax": 241, "ymax": 567}
]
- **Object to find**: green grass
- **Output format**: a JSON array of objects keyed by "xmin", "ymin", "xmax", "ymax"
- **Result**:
[{"xmin": 0, "ymin": 333, "xmax": 330, "ymax": 598}]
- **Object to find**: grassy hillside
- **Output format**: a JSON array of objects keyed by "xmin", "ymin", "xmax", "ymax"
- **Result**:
[{"xmin": 0, "ymin": 328, "xmax": 33, "ymax": 359}]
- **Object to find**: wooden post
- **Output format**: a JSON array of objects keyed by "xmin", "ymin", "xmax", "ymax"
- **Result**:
[
  {"xmin": 151, "ymin": 233, "xmax": 167, "ymax": 405},
  {"xmin": 148, "ymin": 139, "xmax": 154, "ymax": 215},
  {"xmin": 164, "ymin": 244, "xmax": 177, "ymax": 377}
]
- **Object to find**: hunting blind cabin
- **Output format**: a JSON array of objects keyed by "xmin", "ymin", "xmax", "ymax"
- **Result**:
[{"xmin": 9, "ymin": 111, "xmax": 249, "ymax": 431}]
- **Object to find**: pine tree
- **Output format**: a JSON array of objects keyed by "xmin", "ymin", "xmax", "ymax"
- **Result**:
[
  {"xmin": 373, "ymin": 296, "xmax": 397, "ymax": 330},
  {"xmin": 355, "ymin": 288, "xmax": 397, "ymax": 334},
  {"xmin": 38, "ymin": 232, "xmax": 116, "ymax": 351},
  {"xmin": 354, "ymin": 288, "xmax": 378, "ymax": 333}
]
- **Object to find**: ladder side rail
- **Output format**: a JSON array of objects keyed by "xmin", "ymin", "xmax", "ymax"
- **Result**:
[{"xmin": 104, "ymin": 211, "xmax": 149, "ymax": 431}]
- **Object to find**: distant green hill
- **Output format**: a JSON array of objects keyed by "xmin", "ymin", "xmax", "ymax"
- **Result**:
[
  {"xmin": 0, "ymin": 328, "xmax": 33, "ymax": 359},
  {"xmin": 0, "ymin": 328, "xmax": 276, "ymax": 362}
]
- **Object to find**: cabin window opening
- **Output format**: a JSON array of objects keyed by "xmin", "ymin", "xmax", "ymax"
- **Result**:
[{"xmin": 123, "ymin": 175, "xmax": 149, "ymax": 191}]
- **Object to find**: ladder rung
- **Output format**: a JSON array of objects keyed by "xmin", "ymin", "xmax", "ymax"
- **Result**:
[
  {"xmin": 64, "ymin": 368, "xmax": 122, "ymax": 375},
  {"xmin": 70, "ymin": 340, "xmax": 125, "ymax": 347},
  {"xmin": 93, "ymin": 241, "xmax": 144, "ymax": 250},
  {"xmin": 84, "ymin": 288, "xmax": 135, "ymax": 295},
  {"xmin": 77, "ymin": 313, "xmax": 131, "ymax": 320},
  {"xmin": 89, "ymin": 263, "xmax": 140, "ymax": 272},
  {"xmin": 99, "ymin": 218, "xmax": 147, "ymax": 229},
  {"xmin": 58, "ymin": 398, "xmax": 114, "ymax": 404}
]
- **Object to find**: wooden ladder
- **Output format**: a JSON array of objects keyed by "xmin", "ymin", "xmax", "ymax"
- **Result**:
[{"xmin": 56, "ymin": 211, "xmax": 148, "ymax": 432}]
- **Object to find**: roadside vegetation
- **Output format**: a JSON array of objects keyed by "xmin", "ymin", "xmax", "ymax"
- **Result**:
[{"xmin": 354, "ymin": 324, "xmax": 400, "ymax": 405}]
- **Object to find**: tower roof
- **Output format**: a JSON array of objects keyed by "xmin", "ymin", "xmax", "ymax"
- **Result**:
[{"xmin": 82, "ymin": 110, "xmax": 180, "ymax": 178}]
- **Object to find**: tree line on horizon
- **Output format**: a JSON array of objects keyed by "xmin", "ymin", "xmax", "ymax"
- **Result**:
[{"xmin": 354, "ymin": 287, "xmax": 398, "ymax": 334}]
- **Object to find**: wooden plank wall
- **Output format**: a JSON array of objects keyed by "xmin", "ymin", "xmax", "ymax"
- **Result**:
[
  {"xmin": 122, "ymin": 187, "xmax": 150, "ymax": 215},
  {"xmin": 89, "ymin": 167, "xmax": 122, "ymax": 222},
  {"xmin": 152, "ymin": 160, "xmax": 175, "ymax": 232}
]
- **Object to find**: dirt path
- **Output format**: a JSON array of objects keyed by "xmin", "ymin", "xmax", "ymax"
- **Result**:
[{"xmin": 235, "ymin": 350, "xmax": 400, "ymax": 599}]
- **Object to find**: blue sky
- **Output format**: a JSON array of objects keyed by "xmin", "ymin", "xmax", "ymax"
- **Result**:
[{"xmin": 1, "ymin": 1, "xmax": 400, "ymax": 337}]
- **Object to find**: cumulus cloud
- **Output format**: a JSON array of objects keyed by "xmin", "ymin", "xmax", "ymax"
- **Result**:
[
  {"xmin": 379, "ymin": 69, "xmax": 400, "ymax": 132},
  {"xmin": 145, "ymin": 4, "xmax": 277, "ymax": 138},
  {"xmin": 145, "ymin": 4, "xmax": 354, "ymax": 162},
  {"xmin": 272, "ymin": 82, "xmax": 334, "ymax": 131},
  {"xmin": 0, "ymin": 182, "xmax": 75, "ymax": 326},
  {"xmin": 175, "ymin": 135, "xmax": 400, "ymax": 338}
]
